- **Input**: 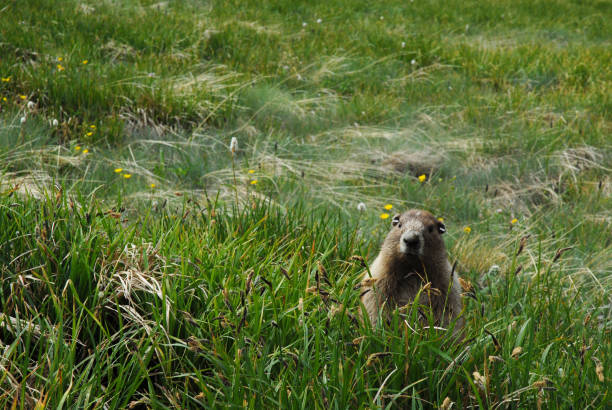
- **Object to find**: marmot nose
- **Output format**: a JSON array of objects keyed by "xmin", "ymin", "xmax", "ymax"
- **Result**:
[{"xmin": 403, "ymin": 235, "xmax": 420, "ymax": 248}]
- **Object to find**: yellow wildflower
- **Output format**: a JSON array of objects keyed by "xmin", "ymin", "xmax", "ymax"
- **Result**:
[
  {"xmin": 463, "ymin": 226, "xmax": 471, "ymax": 234},
  {"xmin": 2, "ymin": 97, "xmax": 7, "ymax": 102},
  {"xmin": 418, "ymin": 174, "xmax": 427, "ymax": 183},
  {"xmin": 57, "ymin": 64, "xmax": 65, "ymax": 71},
  {"xmin": 19, "ymin": 95, "xmax": 27, "ymax": 100},
  {"xmin": 86, "ymin": 131, "xmax": 93, "ymax": 137},
  {"xmin": 75, "ymin": 145, "xmax": 81, "ymax": 151},
  {"xmin": 149, "ymin": 183, "xmax": 156, "ymax": 188},
  {"xmin": 511, "ymin": 218, "xmax": 518, "ymax": 224},
  {"xmin": 82, "ymin": 60, "xmax": 88, "ymax": 65},
  {"xmin": 1, "ymin": 77, "xmax": 10, "ymax": 82},
  {"xmin": 248, "ymin": 169, "xmax": 255, "ymax": 174},
  {"xmin": 437, "ymin": 217, "xmax": 444, "ymax": 222},
  {"xmin": 82, "ymin": 149, "xmax": 89, "ymax": 154},
  {"xmin": 384, "ymin": 204, "xmax": 393, "ymax": 210},
  {"xmin": 90, "ymin": 125, "xmax": 96, "ymax": 129},
  {"xmin": 250, "ymin": 180, "xmax": 258, "ymax": 185},
  {"xmin": 380, "ymin": 213, "xmax": 390, "ymax": 220},
  {"xmin": 114, "ymin": 168, "xmax": 123, "ymax": 173},
  {"xmin": 123, "ymin": 174, "xmax": 132, "ymax": 179},
  {"xmin": 58, "ymin": 57, "xmax": 63, "ymax": 62}
]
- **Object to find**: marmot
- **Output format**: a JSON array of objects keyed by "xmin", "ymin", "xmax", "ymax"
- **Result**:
[{"xmin": 360, "ymin": 209, "xmax": 463, "ymax": 332}]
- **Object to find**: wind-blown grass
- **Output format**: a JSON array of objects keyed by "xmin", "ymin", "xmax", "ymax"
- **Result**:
[{"xmin": 0, "ymin": 0, "xmax": 610, "ymax": 408}]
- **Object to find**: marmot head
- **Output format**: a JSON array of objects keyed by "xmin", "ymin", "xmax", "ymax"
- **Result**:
[{"xmin": 383, "ymin": 209, "xmax": 447, "ymax": 261}]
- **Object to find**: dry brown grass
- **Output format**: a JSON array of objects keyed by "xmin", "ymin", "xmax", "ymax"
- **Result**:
[{"xmin": 451, "ymin": 234, "xmax": 509, "ymax": 276}]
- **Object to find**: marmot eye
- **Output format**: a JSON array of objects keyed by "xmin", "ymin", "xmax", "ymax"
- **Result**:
[{"xmin": 428, "ymin": 225, "xmax": 434, "ymax": 233}]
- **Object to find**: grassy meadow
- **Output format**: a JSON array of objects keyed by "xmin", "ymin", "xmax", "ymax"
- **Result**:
[{"xmin": 1, "ymin": 0, "xmax": 611, "ymax": 407}]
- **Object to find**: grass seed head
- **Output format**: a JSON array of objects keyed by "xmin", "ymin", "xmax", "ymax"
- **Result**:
[
  {"xmin": 440, "ymin": 397, "xmax": 453, "ymax": 410},
  {"xmin": 352, "ymin": 336, "xmax": 365, "ymax": 345},
  {"xmin": 593, "ymin": 357, "xmax": 604, "ymax": 382},
  {"xmin": 472, "ymin": 371, "xmax": 486, "ymax": 391},
  {"xmin": 230, "ymin": 137, "xmax": 238, "ymax": 154}
]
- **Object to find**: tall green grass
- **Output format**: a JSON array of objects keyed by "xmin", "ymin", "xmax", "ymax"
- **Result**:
[
  {"xmin": 0, "ymin": 0, "xmax": 610, "ymax": 407},
  {"xmin": 0, "ymin": 191, "xmax": 609, "ymax": 407}
]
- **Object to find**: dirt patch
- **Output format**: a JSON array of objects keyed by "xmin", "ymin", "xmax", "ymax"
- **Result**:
[{"xmin": 383, "ymin": 147, "xmax": 447, "ymax": 177}]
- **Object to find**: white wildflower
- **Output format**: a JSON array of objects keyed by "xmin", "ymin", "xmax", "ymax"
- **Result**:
[
  {"xmin": 52, "ymin": 119, "xmax": 59, "ymax": 127},
  {"xmin": 27, "ymin": 101, "xmax": 35, "ymax": 110},
  {"xmin": 411, "ymin": 59, "xmax": 417, "ymax": 65},
  {"xmin": 357, "ymin": 202, "xmax": 366, "ymax": 212},
  {"xmin": 316, "ymin": 18, "xmax": 322, "ymax": 24},
  {"xmin": 230, "ymin": 137, "xmax": 238, "ymax": 154},
  {"xmin": 302, "ymin": 22, "xmax": 307, "ymax": 27},
  {"xmin": 20, "ymin": 116, "xmax": 26, "ymax": 124},
  {"xmin": 401, "ymin": 42, "xmax": 406, "ymax": 48}
]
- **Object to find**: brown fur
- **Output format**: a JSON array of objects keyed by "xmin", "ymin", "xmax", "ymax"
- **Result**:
[{"xmin": 360, "ymin": 209, "xmax": 463, "ymax": 332}]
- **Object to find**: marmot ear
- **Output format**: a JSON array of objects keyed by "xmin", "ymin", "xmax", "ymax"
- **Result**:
[
  {"xmin": 438, "ymin": 222, "xmax": 446, "ymax": 234},
  {"xmin": 392, "ymin": 214, "xmax": 401, "ymax": 226}
]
